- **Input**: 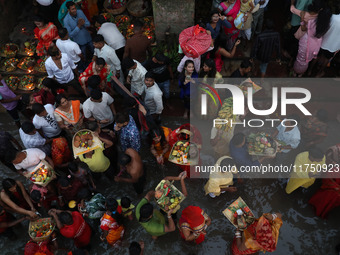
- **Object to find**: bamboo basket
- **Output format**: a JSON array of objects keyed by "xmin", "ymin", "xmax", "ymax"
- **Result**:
[
  {"xmin": 28, "ymin": 217, "xmax": 55, "ymax": 242},
  {"xmin": 72, "ymin": 129, "xmax": 103, "ymax": 158}
]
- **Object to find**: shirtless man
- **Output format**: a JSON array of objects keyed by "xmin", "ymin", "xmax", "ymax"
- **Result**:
[{"xmin": 114, "ymin": 148, "xmax": 145, "ymax": 194}]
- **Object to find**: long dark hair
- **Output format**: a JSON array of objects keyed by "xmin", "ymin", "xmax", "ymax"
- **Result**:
[
  {"xmin": 199, "ymin": 58, "xmax": 217, "ymax": 78},
  {"xmin": 55, "ymin": 94, "xmax": 68, "ymax": 107},
  {"xmin": 2, "ymin": 178, "xmax": 23, "ymax": 206},
  {"xmin": 209, "ymin": 33, "xmax": 227, "ymax": 60},
  {"xmin": 179, "ymin": 60, "xmax": 196, "ymax": 83},
  {"xmin": 105, "ymin": 197, "xmax": 124, "ymax": 225},
  {"xmin": 149, "ymin": 127, "xmax": 166, "ymax": 146},
  {"xmin": 308, "ymin": 0, "xmax": 332, "ymax": 38}
]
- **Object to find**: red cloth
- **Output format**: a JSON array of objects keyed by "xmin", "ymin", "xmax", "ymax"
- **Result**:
[
  {"xmin": 51, "ymin": 137, "xmax": 72, "ymax": 166},
  {"xmin": 179, "ymin": 25, "xmax": 212, "ymax": 58},
  {"xmin": 58, "ymin": 179, "xmax": 84, "ymax": 202},
  {"xmin": 179, "ymin": 206, "xmax": 206, "ymax": 244},
  {"xmin": 24, "ymin": 240, "xmax": 53, "ymax": 255},
  {"xmin": 220, "ymin": 0, "xmax": 241, "ymax": 40},
  {"xmin": 78, "ymin": 61, "xmax": 110, "ymax": 92},
  {"xmin": 0, "ymin": 211, "xmax": 9, "ymax": 233},
  {"xmin": 309, "ymin": 176, "xmax": 340, "ymax": 218},
  {"xmin": 34, "ymin": 23, "xmax": 59, "ymax": 56},
  {"xmin": 34, "ymin": 89, "xmax": 55, "ymax": 106},
  {"xmin": 13, "ymin": 190, "xmax": 30, "ymax": 210},
  {"xmin": 60, "ymin": 211, "xmax": 92, "ymax": 248}
]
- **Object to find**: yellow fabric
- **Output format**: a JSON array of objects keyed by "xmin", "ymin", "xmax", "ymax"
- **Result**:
[
  {"xmin": 204, "ymin": 156, "xmax": 238, "ymax": 196},
  {"xmin": 244, "ymin": 214, "xmax": 283, "ymax": 252},
  {"xmin": 117, "ymin": 199, "xmax": 135, "ymax": 217},
  {"xmin": 80, "ymin": 145, "xmax": 110, "ymax": 173},
  {"xmin": 285, "ymin": 152, "xmax": 326, "ymax": 194}
]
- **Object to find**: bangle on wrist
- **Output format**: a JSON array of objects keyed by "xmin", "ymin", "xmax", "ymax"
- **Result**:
[
  {"xmin": 52, "ymin": 238, "xmax": 57, "ymax": 242},
  {"xmin": 167, "ymin": 215, "xmax": 172, "ymax": 218}
]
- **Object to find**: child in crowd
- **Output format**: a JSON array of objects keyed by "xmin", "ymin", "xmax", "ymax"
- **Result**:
[
  {"xmin": 100, "ymin": 197, "xmax": 125, "ymax": 247},
  {"xmin": 68, "ymin": 162, "xmax": 96, "ymax": 191},
  {"xmin": 118, "ymin": 196, "xmax": 135, "ymax": 221}
]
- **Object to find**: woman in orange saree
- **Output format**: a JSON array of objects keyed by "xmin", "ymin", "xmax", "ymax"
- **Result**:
[
  {"xmin": 51, "ymin": 137, "xmax": 73, "ymax": 168},
  {"xmin": 178, "ymin": 206, "xmax": 211, "ymax": 244},
  {"xmin": 33, "ymin": 16, "xmax": 59, "ymax": 56},
  {"xmin": 232, "ymin": 213, "xmax": 283, "ymax": 255},
  {"xmin": 150, "ymin": 126, "xmax": 172, "ymax": 165},
  {"xmin": 54, "ymin": 94, "xmax": 84, "ymax": 136},
  {"xmin": 100, "ymin": 197, "xmax": 124, "ymax": 246}
]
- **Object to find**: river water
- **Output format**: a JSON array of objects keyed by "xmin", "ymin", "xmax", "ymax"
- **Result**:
[{"xmin": 0, "ymin": 112, "xmax": 340, "ymax": 255}]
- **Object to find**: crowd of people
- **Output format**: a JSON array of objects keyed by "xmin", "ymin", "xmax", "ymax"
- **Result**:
[{"xmin": 0, "ymin": 0, "xmax": 340, "ymax": 254}]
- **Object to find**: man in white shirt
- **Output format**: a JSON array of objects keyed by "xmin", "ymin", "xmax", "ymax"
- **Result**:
[
  {"xmin": 56, "ymin": 28, "xmax": 83, "ymax": 71},
  {"xmin": 122, "ymin": 58, "xmax": 147, "ymax": 97},
  {"xmin": 316, "ymin": 14, "xmax": 340, "ymax": 77},
  {"xmin": 95, "ymin": 15, "xmax": 126, "ymax": 61},
  {"xmin": 6, "ymin": 148, "xmax": 53, "ymax": 175},
  {"xmin": 45, "ymin": 45, "xmax": 84, "ymax": 97},
  {"xmin": 32, "ymin": 103, "xmax": 61, "ymax": 138},
  {"xmin": 19, "ymin": 121, "xmax": 52, "ymax": 155},
  {"xmin": 272, "ymin": 116, "xmax": 301, "ymax": 164},
  {"xmin": 144, "ymin": 72, "xmax": 163, "ymax": 119},
  {"xmin": 92, "ymin": 35, "xmax": 121, "ymax": 79},
  {"xmin": 83, "ymin": 89, "xmax": 116, "ymax": 129}
]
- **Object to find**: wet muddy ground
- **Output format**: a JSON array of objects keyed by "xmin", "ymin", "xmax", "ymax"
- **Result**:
[{"xmin": 1, "ymin": 110, "xmax": 340, "ymax": 254}]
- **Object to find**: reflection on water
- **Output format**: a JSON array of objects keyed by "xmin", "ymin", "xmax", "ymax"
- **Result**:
[{"xmin": 0, "ymin": 116, "xmax": 339, "ymax": 255}]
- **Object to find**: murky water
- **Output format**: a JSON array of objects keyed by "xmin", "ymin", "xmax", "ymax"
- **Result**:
[{"xmin": 0, "ymin": 112, "xmax": 339, "ymax": 255}]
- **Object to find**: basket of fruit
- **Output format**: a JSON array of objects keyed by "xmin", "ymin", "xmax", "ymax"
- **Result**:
[
  {"xmin": 34, "ymin": 56, "xmax": 47, "ymax": 73},
  {"xmin": 17, "ymin": 57, "xmax": 36, "ymax": 72},
  {"xmin": 155, "ymin": 179, "xmax": 186, "ymax": 212},
  {"xmin": 29, "ymin": 217, "xmax": 55, "ymax": 242},
  {"xmin": 18, "ymin": 75, "xmax": 35, "ymax": 91},
  {"xmin": 0, "ymin": 43, "xmax": 19, "ymax": 58},
  {"xmin": 1, "ymin": 58, "xmax": 19, "ymax": 72},
  {"xmin": 168, "ymin": 140, "xmax": 199, "ymax": 165},
  {"xmin": 36, "ymin": 76, "xmax": 47, "ymax": 90},
  {"xmin": 222, "ymin": 197, "xmax": 255, "ymax": 230},
  {"xmin": 104, "ymin": 0, "xmax": 127, "ymax": 15},
  {"xmin": 27, "ymin": 160, "xmax": 56, "ymax": 186},
  {"xmin": 5, "ymin": 76, "xmax": 20, "ymax": 91},
  {"xmin": 18, "ymin": 41, "xmax": 36, "ymax": 57},
  {"xmin": 247, "ymin": 132, "xmax": 277, "ymax": 157},
  {"xmin": 72, "ymin": 129, "xmax": 103, "ymax": 158}
]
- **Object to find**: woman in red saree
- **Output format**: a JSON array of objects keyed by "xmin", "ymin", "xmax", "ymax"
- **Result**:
[
  {"xmin": 51, "ymin": 137, "xmax": 72, "ymax": 168},
  {"xmin": 218, "ymin": 0, "xmax": 241, "ymax": 46},
  {"xmin": 309, "ymin": 171, "xmax": 340, "ymax": 218},
  {"xmin": 24, "ymin": 240, "xmax": 54, "ymax": 255},
  {"xmin": 34, "ymin": 16, "xmax": 59, "ymax": 56},
  {"xmin": 178, "ymin": 206, "xmax": 211, "ymax": 244},
  {"xmin": 169, "ymin": 123, "xmax": 202, "ymax": 177},
  {"xmin": 79, "ymin": 58, "xmax": 110, "ymax": 96},
  {"xmin": 49, "ymin": 209, "xmax": 91, "ymax": 248},
  {"xmin": 232, "ymin": 213, "xmax": 283, "ymax": 255}
]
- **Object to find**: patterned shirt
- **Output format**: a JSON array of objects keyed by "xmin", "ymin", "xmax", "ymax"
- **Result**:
[{"xmin": 115, "ymin": 115, "xmax": 141, "ymax": 152}]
